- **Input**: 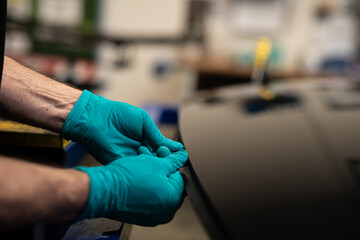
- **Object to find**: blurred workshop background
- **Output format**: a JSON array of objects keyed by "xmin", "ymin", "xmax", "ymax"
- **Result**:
[
  {"xmin": 6, "ymin": 0, "xmax": 360, "ymax": 106},
  {"xmin": 4, "ymin": 0, "xmax": 360, "ymax": 239}
]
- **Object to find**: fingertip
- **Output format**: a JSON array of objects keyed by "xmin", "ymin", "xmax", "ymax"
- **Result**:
[
  {"xmin": 166, "ymin": 149, "xmax": 189, "ymax": 169},
  {"xmin": 173, "ymin": 149, "xmax": 188, "ymax": 160},
  {"xmin": 172, "ymin": 141, "xmax": 184, "ymax": 151},
  {"xmin": 157, "ymin": 146, "xmax": 172, "ymax": 158},
  {"xmin": 164, "ymin": 139, "xmax": 184, "ymax": 151},
  {"xmin": 138, "ymin": 146, "xmax": 152, "ymax": 155}
]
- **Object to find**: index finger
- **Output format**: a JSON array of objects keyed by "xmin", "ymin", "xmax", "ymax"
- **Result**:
[{"xmin": 143, "ymin": 114, "xmax": 183, "ymax": 152}]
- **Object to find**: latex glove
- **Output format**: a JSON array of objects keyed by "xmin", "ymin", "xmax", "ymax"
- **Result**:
[
  {"xmin": 61, "ymin": 90, "xmax": 183, "ymax": 164},
  {"xmin": 75, "ymin": 148, "xmax": 188, "ymax": 226}
]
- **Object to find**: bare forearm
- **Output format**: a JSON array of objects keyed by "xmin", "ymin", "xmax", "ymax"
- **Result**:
[
  {"xmin": 0, "ymin": 57, "xmax": 82, "ymax": 133},
  {"xmin": 0, "ymin": 156, "xmax": 89, "ymax": 229}
]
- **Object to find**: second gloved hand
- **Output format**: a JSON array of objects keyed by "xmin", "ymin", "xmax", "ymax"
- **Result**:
[
  {"xmin": 61, "ymin": 90, "xmax": 183, "ymax": 164},
  {"xmin": 75, "ymin": 148, "xmax": 188, "ymax": 226}
]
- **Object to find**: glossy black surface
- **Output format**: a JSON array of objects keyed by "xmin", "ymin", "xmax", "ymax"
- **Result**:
[{"xmin": 180, "ymin": 79, "xmax": 360, "ymax": 239}]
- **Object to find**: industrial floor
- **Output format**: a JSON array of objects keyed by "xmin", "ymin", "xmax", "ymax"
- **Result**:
[{"xmin": 129, "ymin": 198, "xmax": 210, "ymax": 240}]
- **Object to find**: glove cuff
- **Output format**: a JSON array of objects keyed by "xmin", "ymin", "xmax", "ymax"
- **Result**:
[
  {"xmin": 61, "ymin": 90, "xmax": 92, "ymax": 141},
  {"xmin": 73, "ymin": 165, "xmax": 106, "ymax": 221}
]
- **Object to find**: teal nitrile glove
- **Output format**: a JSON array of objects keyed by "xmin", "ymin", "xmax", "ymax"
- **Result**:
[
  {"xmin": 61, "ymin": 90, "xmax": 183, "ymax": 164},
  {"xmin": 75, "ymin": 148, "xmax": 188, "ymax": 226}
]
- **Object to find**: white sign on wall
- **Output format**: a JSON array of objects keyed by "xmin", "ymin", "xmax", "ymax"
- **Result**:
[{"xmin": 99, "ymin": 0, "xmax": 188, "ymax": 39}]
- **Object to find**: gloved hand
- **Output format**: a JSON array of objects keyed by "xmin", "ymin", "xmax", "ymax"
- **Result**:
[
  {"xmin": 61, "ymin": 90, "xmax": 183, "ymax": 164},
  {"xmin": 74, "ymin": 148, "xmax": 188, "ymax": 226}
]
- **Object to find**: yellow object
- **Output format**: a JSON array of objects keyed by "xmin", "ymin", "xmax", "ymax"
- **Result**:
[
  {"xmin": 0, "ymin": 119, "xmax": 68, "ymax": 148},
  {"xmin": 252, "ymin": 37, "xmax": 276, "ymax": 101},
  {"xmin": 253, "ymin": 37, "xmax": 272, "ymax": 70},
  {"xmin": 258, "ymin": 87, "xmax": 276, "ymax": 101}
]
